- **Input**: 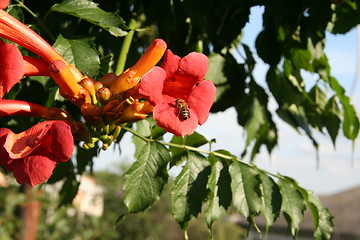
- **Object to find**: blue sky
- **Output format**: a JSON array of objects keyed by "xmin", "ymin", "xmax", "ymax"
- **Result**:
[{"xmin": 93, "ymin": 6, "xmax": 360, "ymax": 196}]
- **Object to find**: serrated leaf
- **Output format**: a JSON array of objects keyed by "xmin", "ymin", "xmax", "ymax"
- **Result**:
[
  {"xmin": 307, "ymin": 193, "xmax": 334, "ymax": 240},
  {"xmin": 123, "ymin": 142, "xmax": 170, "ymax": 213},
  {"xmin": 52, "ymin": 0, "xmax": 128, "ymax": 37},
  {"xmin": 258, "ymin": 172, "xmax": 282, "ymax": 231},
  {"xmin": 229, "ymin": 162, "xmax": 262, "ymax": 224},
  {"xmin": 171, "ymin": 151, "xmax": 210, "ymax": 229},
  {"xmin": 278, "ymin": 177, "xmax": 306, "ymax": 237},
  {"xmin": 205, "ymin": 158, "xmax": 229, "ymax": 230},
  {"xmin": 297, "ymin": 188, "xmax": 334, "ymax": 240},
  {"xmin": 53, "ymin": 35, "xmax": 100, "ymax": 77}
]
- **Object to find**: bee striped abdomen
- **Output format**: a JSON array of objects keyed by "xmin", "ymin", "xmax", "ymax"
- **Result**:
[{"xmin": 176, "ymin": 99, "xmax": 190, "ymax": 120}]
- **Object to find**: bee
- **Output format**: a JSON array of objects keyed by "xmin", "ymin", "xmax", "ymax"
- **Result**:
[{"xmin": 176, "ymin": 98, "xmax": 190, "ymax": 120}]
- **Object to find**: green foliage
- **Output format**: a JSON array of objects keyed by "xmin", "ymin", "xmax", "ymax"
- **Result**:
[
  {"xmin": 53, "ymin": 35, "xmax": 101, "ymax": 78},
  {"xmin": 123, "ymin": 142, "xmax": 170, "ymax": 213},
  {"xmin": 51, "ymin": 0, "xmax": 128, "ymax": 37},
  {"xmin": 4, "ymin": 0, "xmax": 360, "ymax": 239}
]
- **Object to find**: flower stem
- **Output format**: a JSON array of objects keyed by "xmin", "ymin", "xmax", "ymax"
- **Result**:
[
  {"xmin": 122, "ymin": 125, "xmax": 284, "ymax": 180},
  {"xmin": 115, "ymin": 19, "xmax": 137, "ymax": 75}
]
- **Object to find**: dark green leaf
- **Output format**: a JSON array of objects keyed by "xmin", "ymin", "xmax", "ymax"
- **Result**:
[
  {"xmin": 206, "ymin": 53, "xmax": 246, "ymax": 112},
  {"xmin": 324, "ymin": 96, "xmax": 341, "ymax": 145},
  {"xmin": 329, "ymin": 77, "xmax": 360, "ymax": 140},
  {"xmin": 278, "ymin": 177, "xmax": 306, "ymax": 237},
  {"xmin": 330, "ymin": 0, "xmax": 360, "ymax": 34},
  {"xmin": 53, "ymin": 35, "xmax": 100, "ymax": 78},
  {"xmin": 51, "ymin": 0, "xmax": 128, "ymax": 37},
  {"xmin": 171, "ymin": 151, "xmax": 210, "ymax": 229},
  {"xmin": 47, "ymin": 161, "xmax": 73, "ymax": 184},
  {"xmin": 205, "ymin": 158, "xmax": 228, "ymax": 230},
  {"xmin": 123, "ymin": 142, "xmax": 170, "ymax": 213},
  {"xmin": 258, "ymin": 172, "xmax": 282, "ymax": 231},
  {"xmin": 229, "ymin": 162, "xmax": 262, "ymax": 225},
  {"xmin": 58, "ymin": 174, "xmax": 80, "ymax": 207},
  {"xmin": 302, "ymin": 190, "xmax": 334, "ymax": 240}
]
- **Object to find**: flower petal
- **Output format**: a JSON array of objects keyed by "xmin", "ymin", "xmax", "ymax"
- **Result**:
[
  {"xmin": 187, "ymin": 80, "xmax": 216, "ymax": 125},
  {"xmin": 0, "ymin": 128, "xmax": 12, "ymax": 169},
  {"xmin": 48, "ymin": 121, "xmax": 74, "ymax": 161},
  {"xmin": 3, "ymin": 122, "xmax": 51, "ymax": 159},
  {"xmin": 160, "ymin": 49, "xmax": 181, "ymax": 79},
  {"xmin": 9, "ymin": 155, "xmax": 57, "ymax": 187},
  {"xmin": 139, "ymin": 67, "xmax": 166, "ymax": 105},
  {"xmin": 177, "ymin": 52, "xmax": 208, "ymax": 83},
  {"xmin": 153, "ymin": 102, "xmax": 198, "ymax": 137},
  {"xmin": 0, "ymin": 40, "xmax": 24, "ymax": 98},
  {"xmin": 0, "ymin": 0, "xmax": 9, "ymax": 9}
]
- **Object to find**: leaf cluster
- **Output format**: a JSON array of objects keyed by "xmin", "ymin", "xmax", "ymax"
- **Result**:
[
  {"xmin": 2, "ymin": 0, "xmax": 359, "ymax": 239},
  {"xmin": 121, "ymin": 119, "xmax": 333, "ymax": 239}
]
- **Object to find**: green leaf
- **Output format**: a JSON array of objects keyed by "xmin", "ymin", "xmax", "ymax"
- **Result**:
[
  {"xmin": 58, "ymin": 174, "xmax": 80, "ymax": 207},
  {"xmin": 324, "ymin": 96, "xmax": 341, "ymax": 145},
  {"xmin": 53, "ymin": 35, "xmax": 100, "ymax": 78},
  {"xmin": 205, "ymin": 158, "xmax": 228, "ymax": 231},
  {"xmin": 278, "ymin": 177, "xmax": 306, "ymax": 237},
  {"xmin": 330, "ymin": 0, "xmax": 360, "ymax": 34},
  {"xmin": 206, "ymin": 53, "xmax": 246, "ymax": 112},
  {"xmin": 297, "ymin": 188, "xmax": 334, "ymax": 240},
  {"xmin": 329, "ymin": 77, "xmax": 360, "ymax": 140},
  {"xmin": 123, "ymin": 142, "xmax": 170, "ymax": 213},
  {"xmin": 47, "ymin": 161, "xmax": 73, "ymax": 184},
  {"xmin": 51, "ymin": 0, "xmax": 128, "ymax": 37},
  {"xmin": 229, "ymin": 162, "xmax": 262, "ymax": 226},
  {"xmin": 133, "ymin": 120, "xmax": 152, "ymax": 158},
  {"xmin": 170, "ymin": 132, "xmax": 209, "ymax": 166},
  {"xmin": 171, "ymin": 151, "xmax": 210, "ymax": 229},
  {"xmin": 255, "ymin": 28, "xmax": 281, "ymax": 66},
  {"xmin": 258, "ymin": 172, "xmax": 282, "ymax": 231}
]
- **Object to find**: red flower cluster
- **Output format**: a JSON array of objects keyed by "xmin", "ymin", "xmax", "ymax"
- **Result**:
[
  {"xmin": 0, "ymin": 0, "xmax": 216, "ymax": 187},
  {"xmin": 139, "ymin": 50, "xmax": 216, "ymax": 137},
  {"xmin": 0, "ymin": 1, "xmax": 76, "ymax": 187}
]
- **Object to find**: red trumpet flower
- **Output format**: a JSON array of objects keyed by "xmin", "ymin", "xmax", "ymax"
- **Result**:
[
  {"xmin": 0, "ymin": 39, "xmax": 51, "ymax": 98},
  {"xmin": 0, "ymin": 0, "xmax": 9, "ymax": 9},
  {"xmin": 139, "ymin": 50, "xmax": 216, "ymax": 137},
  {"xmin": 0, "ymin": 121, "xmax": 74, "ymax": 187},
  {"xmin": 0, "ymin": 9, "xmax": 84, "ymax": 101}
]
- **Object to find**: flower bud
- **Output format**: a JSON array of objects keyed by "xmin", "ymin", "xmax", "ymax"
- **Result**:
[
  {"xmin": 80, "ymin": 77, "xmax": 96, "ymax": 99},
  {"xmin": 96, "ymin": 87, "xmax": 112, "ymax": 104}
]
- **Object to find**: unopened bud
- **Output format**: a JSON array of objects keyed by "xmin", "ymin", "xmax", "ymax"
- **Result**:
[
  {"xmin": 96, "ymin": 87, "xmax": 112, "ymax": 104},
  {"xmin": 80, "ymin": 77, "xmax": 96, "ymax": 100},
  {"xmin": 94, "ymin": 81, "xmax": 103, "ymax": 91}
]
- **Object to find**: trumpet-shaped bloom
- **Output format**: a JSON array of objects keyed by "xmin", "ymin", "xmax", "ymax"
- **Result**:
[
  {"xmin": 0, "ymin": 39, "xmax": 24, "ymax": 98},
  {"xmin": 139, "ymin": 50, "xmax": 216, "ymax": 137},
  {"xmin": 0, "ymin": 0, "xmax": 9, "ymax": 9},
  {"xmin": 0, "ymin": 121, "xmax": 74, "ymax": 187},
  {"xmin": 0, "ymin": 39, "xmax": 51, "ymax": 98}
]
